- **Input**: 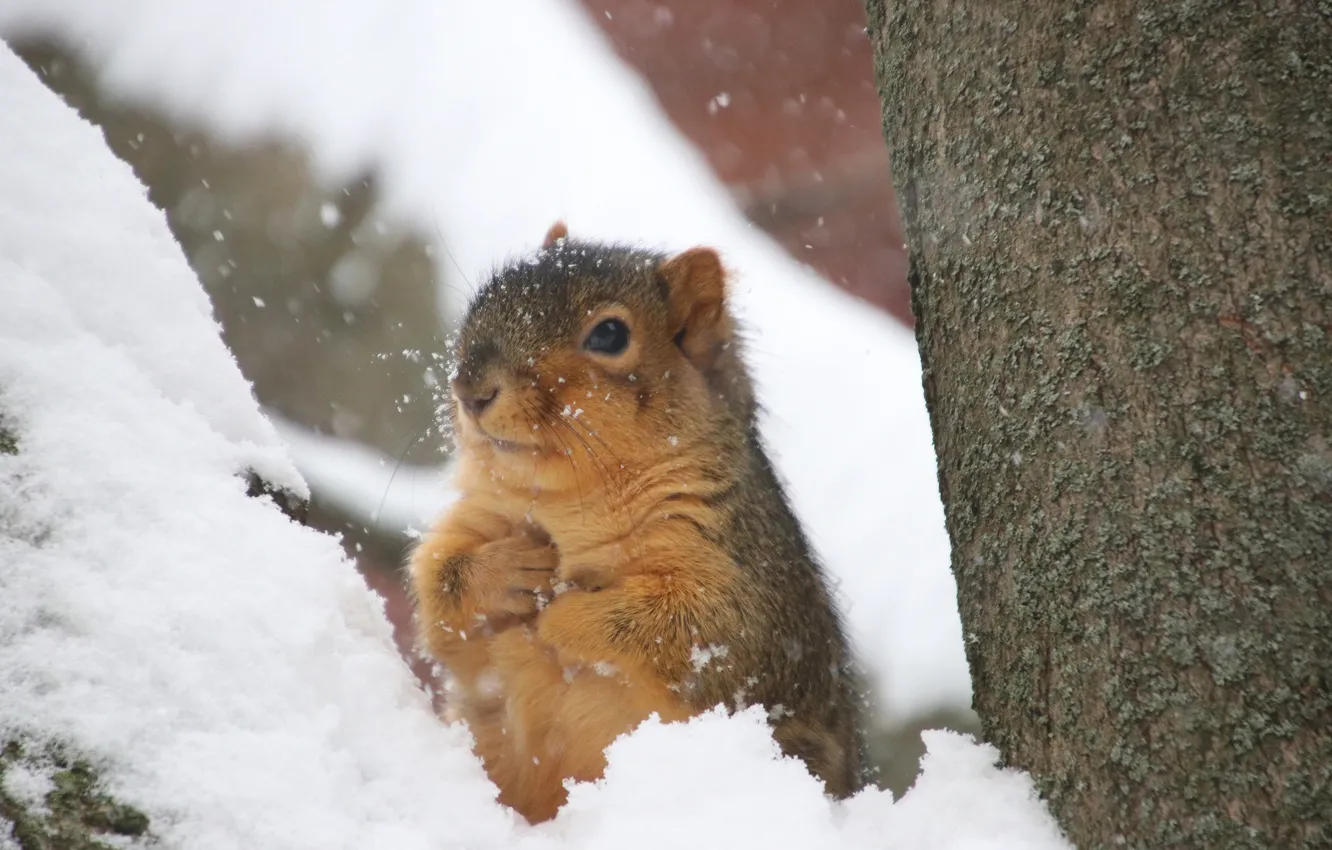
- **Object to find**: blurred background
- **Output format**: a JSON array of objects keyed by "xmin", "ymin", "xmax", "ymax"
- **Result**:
[{"xmin": 4, "ymin": 0, "xmax": 974, "ymax": 795}]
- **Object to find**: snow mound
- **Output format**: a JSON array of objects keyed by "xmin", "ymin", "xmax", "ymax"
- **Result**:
[
  {"xmin": 0, "ymin": 40, "xmax": 1069, "ymax": 850},
  {"xmin": 0, "ymin": 42, "xmax": 510, "ymax": 849},
  {"xmin": 0, "ymin": 40, "xmax": 298, "ymax": 495}
]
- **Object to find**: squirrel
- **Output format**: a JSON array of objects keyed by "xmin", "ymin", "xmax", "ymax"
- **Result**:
[{"xmin": 408, "ymin": 222, "xmax": 867, "ymax": 823}]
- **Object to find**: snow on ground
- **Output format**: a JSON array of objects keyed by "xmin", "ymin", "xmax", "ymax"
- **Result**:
[
  {"xmin": 0, "ymin": 38, "xmax": 1071, "ymax": 850},
  {"xmin": 0, "ymin": 0, "xmax": 970, "ymax": 718}
]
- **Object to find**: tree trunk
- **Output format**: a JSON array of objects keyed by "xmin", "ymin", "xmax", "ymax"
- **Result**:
[{"xmin": 864, "ymin": 2, "xmax": 1331, "ymax": 847}]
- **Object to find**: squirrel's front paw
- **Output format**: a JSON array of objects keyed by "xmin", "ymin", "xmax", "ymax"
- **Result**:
[
  {"xmin": 469, "ymin": 533, "xmax": 559, "ymax": 625},
  {"xmin": 535, "ymin": 583, "xmax": 626, "ymax": 665}
]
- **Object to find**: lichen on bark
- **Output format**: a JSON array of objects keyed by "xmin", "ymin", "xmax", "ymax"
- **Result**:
[
  {"xmin": 865, "ymin": 1, "xmax": 1331, "ymax": 847},
  {"xmin": 1, "ymin": 740, "xmax": 150, "ymax": 850},
  {"xmin": 0, "ymin": 416, "xmax": 16, "ymax": 456}
]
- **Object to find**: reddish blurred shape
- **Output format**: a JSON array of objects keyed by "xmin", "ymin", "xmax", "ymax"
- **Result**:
[
  {"xmin": 361, "ymin": 564, "xmax": 442, "ymax": 705},
  {"xmin": 579, "ymin": 0, "xmax": 911, "ymax": 326}
]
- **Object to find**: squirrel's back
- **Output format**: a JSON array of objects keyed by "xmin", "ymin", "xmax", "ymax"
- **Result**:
[{"xmin": 696, "ymin": 424, "xmax": 866, "ymax": 793}]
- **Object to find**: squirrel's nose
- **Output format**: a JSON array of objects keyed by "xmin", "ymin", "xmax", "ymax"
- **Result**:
[{"xmin": 453, "ymin": 378, "xmax": 498, "ymax": 418}]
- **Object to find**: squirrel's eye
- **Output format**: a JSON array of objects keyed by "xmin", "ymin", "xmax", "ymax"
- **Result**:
[{"xmin": 583, "ymin": 318, "xmax": 630, "ymax": 355}]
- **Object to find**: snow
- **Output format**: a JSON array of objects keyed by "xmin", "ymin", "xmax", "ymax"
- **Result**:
[
  {"xmin": 0, "ymin": 31, "xmax": 1069, "ymax": 850},
  {"xmin": 0, "ymin": 43, "xmax": 507, "ymax": 849},
  {"xmin": 547, "ymin": 709, "xmax": 1076, "ymax": 850},
  {"xmin": 0, "ymin": 34, "xmax": 300, "ymax": 498},
  {"xmin": 0, "ymin": 0, "xmax": 969, "ymax": 717},
  {"xmin": 1, "ymin": 763, "xmax": 53, "ymax": 811}
]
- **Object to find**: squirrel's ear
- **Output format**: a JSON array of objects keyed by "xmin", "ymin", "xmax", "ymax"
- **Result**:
[
  {"xmin": 542, "ymin": 221, "xmax": 569, "ymax": 249},
  {"xmin": 660, "ymin": 247, "xmax": 731, "ymax": 368}
]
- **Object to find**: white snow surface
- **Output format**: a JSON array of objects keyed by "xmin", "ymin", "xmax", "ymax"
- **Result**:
[
  {"xmin": 0, "ymin": 37, "xmax": 1071, "ymax": 850},
  {"xmin": 0, "ymin": 0, "xmax": 971, "ymax": 718}
]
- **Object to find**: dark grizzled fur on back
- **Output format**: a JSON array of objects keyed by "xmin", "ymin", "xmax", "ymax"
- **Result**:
[{"xmin": 720, "ymin": 426, "xmax": 869, "ymax": 792}]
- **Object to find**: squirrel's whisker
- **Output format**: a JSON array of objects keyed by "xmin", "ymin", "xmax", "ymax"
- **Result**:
[{"xmin": 525, "ymin": 400, "xmax": 588, "ymax": 522}]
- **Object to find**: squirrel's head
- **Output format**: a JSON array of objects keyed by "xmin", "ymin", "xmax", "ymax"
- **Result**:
[{"xmin": 448, "ymin": 223, "xmax": 754, "ymax": 475}]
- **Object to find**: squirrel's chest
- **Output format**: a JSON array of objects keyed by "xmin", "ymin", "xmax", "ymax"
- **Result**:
[{"xmin": 525, "ymin": 493, "xmax": 647, "ymax": 587}]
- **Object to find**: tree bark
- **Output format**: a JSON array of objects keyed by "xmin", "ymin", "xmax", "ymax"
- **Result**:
[{"xmin": 865, "ymin": 2, "xmax": 1331, "ymax": 847}]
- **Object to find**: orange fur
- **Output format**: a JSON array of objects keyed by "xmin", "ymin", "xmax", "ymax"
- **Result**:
[
  {"xmin": 411, "ymin": 403, "xmax": 736, "ymax": 820},
  {"xmin": 542, "ymin": 220, "xmax": 568, "ymax": 248}
]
